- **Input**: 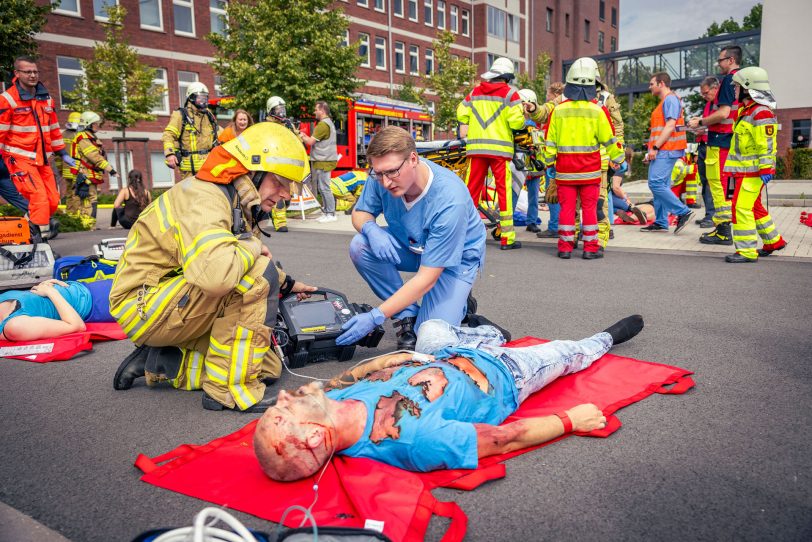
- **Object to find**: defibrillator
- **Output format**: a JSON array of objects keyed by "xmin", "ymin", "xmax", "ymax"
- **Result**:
[{"xmin": 275, "ymin": 288, "xmax": 384, "ymax": 368}]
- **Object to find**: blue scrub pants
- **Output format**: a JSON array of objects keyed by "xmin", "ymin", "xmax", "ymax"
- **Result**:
[
  {"xmin": 648, "ymin": 156, "xmax": 690, "ymax": 229},
  {"xmin": 349, "ymin": 232, "xmax": 476, "ymax": 330},
  {"xmin": 525, "ymin": 176, "xmax": 541, "ymax": 226},
  {"xmin": 547, "ymin": 202, "xmax": 560, "ymax": 232}
]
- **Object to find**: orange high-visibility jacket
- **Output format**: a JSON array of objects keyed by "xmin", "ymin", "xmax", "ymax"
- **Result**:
[
  {"xmin": 0, "ymin": 78, "xmax": 65, "ymax": 166},
  {"xmin": 649, "ymin": 92, "xmax": 687, "ymax": 152}
]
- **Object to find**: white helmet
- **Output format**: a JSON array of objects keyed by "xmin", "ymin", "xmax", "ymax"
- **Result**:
[
  {"xmin": 733, "ymin": 66, "xmax": 776, "ymax": 108},
  {"xmin": 266, "ymin": 96, "xmax": 286, "ymax": 112},
  {"xmin": 518, "ymin": 89, "xmax": 538, "ymax": 104},
  {"xmin": 185, "ymin": 82, "xmax": 209, "ymax": 99},
  {"xmin": 566, "ymin": 57, "xmax": 599, "ymax": 86},
  {"xmin": 481, "ymin": 57, "xmax": 514, "ymax": 80},
  {"xmin": 80, "ymin": 111, "xmax": 101, "ymax": 127}
]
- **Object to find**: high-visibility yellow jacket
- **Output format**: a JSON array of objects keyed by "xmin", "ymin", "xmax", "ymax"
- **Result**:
[
  {"xmin": 671, "ymin": 158, "xmax": 695, "ymax": 186},
  {"xmin": 71, "ymin": 130, "xmax": 110, "ymax": 184},
  {"xmin": 723, "ymin": 100, "xmax": 777, "ymax": 177},
  {"xmin": 56, "ymin": 128, "xmax": 77, "ymax": 181},
  {"xmin": 162, "ymin": 103, "xmax": 220, "ymax": 173},
  {"xmin": 457, "ymin": 80, "xmax": 526, "ymax": 158},
  {"xmin": 542, "ymin": 99, "xmax": 624, "ymax": 184},
  {"xmin": 109, "ymin": 175, "xmax": 287, "ymax": 344}
]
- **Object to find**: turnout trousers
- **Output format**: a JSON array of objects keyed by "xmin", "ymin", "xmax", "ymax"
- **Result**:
[
  {"xmin": 111, "ymin": 255, "xmax": 281, "ymax": 410},
  {"xmin": 731, "ymin": 175, "xmax": 784, "ymax": 260},
  {"xmin": 558, "ymin": 183, "xmax": 600, "ymax": 254},
  {"xmin": 705, "ymin": 146, "xmax": 733, "ymax": 225},
  {"xmin": 465, "ymin": 155, "xmax": 516, "ymax": 246}
]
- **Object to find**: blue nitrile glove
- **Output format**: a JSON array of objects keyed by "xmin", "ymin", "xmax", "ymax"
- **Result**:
[
  {"xmin": 362, "ymin": 221, "xmax": 401, "ymax": 265},
  {"xmin": 545, "ymin": 166, "xmax": 556, "ymax": 181},
  {"xmin": 761, "ymin": 174, "xmax": 773, "ymax": 184},
  {"xmin": 614, "ymin": 161, "xmax": 628, "ymax": 175},
  {"xmin": 336, "ymin": 308, "xmax": 385, "ymax": 345},
  {"xmin": 58, "ymin": 151, "xmax": 76, "ymax": 168}
]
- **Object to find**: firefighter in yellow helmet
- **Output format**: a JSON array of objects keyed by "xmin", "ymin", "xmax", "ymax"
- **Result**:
[
  {"xmin": 57, "ymin": 112, "xmax": 82, "ymax": 211},
  {"xmin": 162, "ymin": 82, "xmax": 220, "ymax": 176},
  {"xmin": 111, "ymin": 122, "xmax": 317, "ymax": 412},
  {"xmin": 71, "ymin": 111, "xmax": 116, "ymax": 221}
]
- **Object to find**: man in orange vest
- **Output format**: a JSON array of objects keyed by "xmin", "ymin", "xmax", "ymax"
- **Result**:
[
  {"xmin": 641, "ymin": 72, "xmax": 693, "ymax": 234},
  {"xmin": 0, "ymin": 56, "xmax": 74, "ymax": 241}
]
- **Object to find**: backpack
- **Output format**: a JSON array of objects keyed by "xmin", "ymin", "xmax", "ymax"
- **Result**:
[{"xmin": 53, "ymin": 255, "xmax": 117, "ymax": 282}]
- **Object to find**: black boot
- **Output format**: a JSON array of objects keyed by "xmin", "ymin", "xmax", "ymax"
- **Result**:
[
  {"xmin": 725, "ymin": 253, "xmax": 757, "ymax": 263},
  {"xmin": 145, "ymin": 346, "xmax": 183, "ymax": 380},
  {"xmin": 582, "ymin": 250, "xmax": 604, "ymax": 260},
  {"xmin": 48, "ymin": 218, "xmax": 59, "ymax": 240},
  {"xmin": 113, "ymin": 345, "xmax": 151, "ymax": 390},
  {"xmin": 602, "ymin": 315, "xmax": 644, "ymax": 345},
  {"xmin": 393, "ymin": 316, "xmax": 417, "ymax": 350},
  {"xmin": 461, "ymin": 292, "xmax": 478, "ymax": 325}
]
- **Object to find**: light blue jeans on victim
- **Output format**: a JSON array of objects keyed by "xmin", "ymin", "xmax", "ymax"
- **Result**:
[{"xmin": 415, "ymin": 319, "xmax": 613, "ymax": 404}]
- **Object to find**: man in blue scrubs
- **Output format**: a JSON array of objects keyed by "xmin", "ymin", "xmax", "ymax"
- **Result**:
[{"xmin": 336, "ymin": 126, "xmax": 486, "ymax": 350}]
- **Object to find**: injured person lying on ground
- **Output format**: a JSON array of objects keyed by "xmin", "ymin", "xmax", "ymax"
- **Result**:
[
  {"xmin": 254, "ymin": 315, "xmax": 645, "ymax": 481},
  {"xmin": 0, "ymin": 279, "xmax": 114, "ymax": 341}
]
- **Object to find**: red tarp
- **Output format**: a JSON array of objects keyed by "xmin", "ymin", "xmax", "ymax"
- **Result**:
[
  {"xmin": 0, "ymin": 322, "xmax": 126, "ymax": 362},
  {"xmin": 135, "ymin": 337, "xmax": 694, "ymax": 542}
]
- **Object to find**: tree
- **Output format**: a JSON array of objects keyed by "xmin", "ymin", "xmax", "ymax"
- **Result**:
[
  {"xmin": 0, "ymin": 0, "xmax": 53, "ymax": 81},
  {"xmin": 209, "ymin": 0, "xmax": 361, "ymax": 117},
  {"xmin": 703, "ymin": 2, "xmax": 762, "ymax": 36},
  {"xmin": 66, "ymin": 6, "xmax": 163, "ymax": 137},
  {"xmin": 394, "ymin": 76, "xmax": 427, "ymax": 110},
  {"xmin": 425, "ymin": 30, "xmax": 476, "ymax": 134},
  {"xmin": 516, "ymin": 51, "xmax": 552, "ymax": 98},
  {"xmin": 619, "ymin": 93, "xmax": 658, "ymax": 151}
]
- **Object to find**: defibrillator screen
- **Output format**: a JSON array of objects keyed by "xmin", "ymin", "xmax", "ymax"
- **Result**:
[{"xmin": 289, "ymin": 300, "xmax": 340, "ymax": 330}]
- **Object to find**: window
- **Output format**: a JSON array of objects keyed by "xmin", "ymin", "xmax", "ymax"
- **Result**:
[
  {"xmin": 599, "ymin": 0, "xmax": 605, "ymax": 21},
  {"xmin": 394, "ymin": 42, "xmax": 405, "ymax": 73},
  {"xmin": 546, "ymin": 8, "xmax": 553, "ymax": 32},
  {"xmin": 150, "ymin": 152, "xmax": 176, "ymax": 187},
  {"xmin": 507, "ymin": 14, "xmax": 519, "ymax": 42},
  {"xmin": 140, "ymin": 0, "xmax": 163, "ymax": 30},
  {"xmin": 341, "ymin": 30, "xmax": 349, "ymax": 47},
  {"xmin": 93, "ymin": 0, "xmax": 117, "ymax": 20},
  {"xmin": 52, "ymin": 0, "xmax": 80, "ymax": 16},
  {"xmin": 449, "ymin": 5, "xmax": 458, "ymax": 33},
  {"xmin": 408, "ymin": 0, "xmax": 418, "ymax": 21},
  {"xmin": 584, "ymin": 19, "xmax": 590, "ymax": 42},
  {"xmin": 210, "ymin": 0, "xmax": 227, "ymax": 35},
  {"xmin": 791, "ymin": 119, "xmax": 811, "ymax": 148},
  {"xmin": 425, "ymin": 49, "xmax": 434, "ymax": 75},
  {"xmin": 461, "ymin": 9, "xmax": 469, "ymax": 36},
  {"xmin": 409, "ymin": 45, "xmax": 419, "ymax": 75},
  {"xmin": 610, "ymin": 36, "xmax": 617, "ymax": 52},
  {"xmin": 598, "ymin": 31, "xmax": 605, "ymax": 53},
  {"xmin": 424, "ymin": 0, "xmax": 433, "ymax": 26},
  {"xmin": 374, "ymin": 0, "xmax": 385, "ymax": 11},
  {"xmin": 151, "ymin": 68, "xmax": 170, "ymax": 115},
  {"xmin": 487, "ymin": 6, "xmax": 505, "ymax": 39},
  {"xmin": 611, "ymin": 7, "xmax": 617, "ymax": 27},
  {"xmin": 56, "ymin": 56, "xmax": 84, "ymax": 109},
  {"xmin": 437, "ymin": 0, "xmax": 445, "ymax": 29},
  {"xmin": 565, "ymin": 13, "xmax": 570, "ymax": 36},
  {"xmin": 394, "ymin": 0, "xmax": 403, "ymax": 17},
  {"xmin": 375, "ymin": 36, "xmax": 386, "ymax": 69},
  {"xmin": 357, "ymin": 0, "xmax": 368, "ymax": 7},
  {"xmin": 177, "ymin": 70, "xmax": 198, "ymax": 104},
  {"xmin": 358, "ymin": 33, "xmax": 370, "ymax": 67},
  {"xmin": 173, "ymin": 0, "xmax": 194, "ymax": 36},
  {"xmin": 213, "ymin": 75, "xmax": 224, "ymax": 96}
]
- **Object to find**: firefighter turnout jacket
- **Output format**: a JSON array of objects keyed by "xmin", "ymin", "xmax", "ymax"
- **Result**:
[
  {"xmin": 724, "ymin": 101, "xmax": 777, "ymax": 177},
  {"xmin": 110, "ymin": 174, "xmax": 287, "ymax": 410},
  {"xmin": 162, "ymin": 103, "xmax": 220, "ymax": 173},
  {"xmin": 456, "ymin": 80, "xmax": 526, "ymax": 158},
  {"xmin": 71, "ymin": 130, "xmax": 110, "ymax": 184}
]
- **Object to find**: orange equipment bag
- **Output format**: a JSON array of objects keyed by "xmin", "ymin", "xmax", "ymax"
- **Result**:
[{"xmin": 0, "ymin": 217, "xmax": 30, "ymax": 245}]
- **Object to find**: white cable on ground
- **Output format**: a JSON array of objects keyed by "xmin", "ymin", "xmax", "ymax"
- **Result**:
[{"xmin": 151, "ymin": 507, "xmax": 259, "ymax": 542}]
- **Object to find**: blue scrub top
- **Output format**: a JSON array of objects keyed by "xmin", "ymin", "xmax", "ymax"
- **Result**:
[
  {"xmin": 0, "ymin": 281, "xmax": 92, "ymax": 336},
  {"xmin": 356, "ymin": 158, "xmax": 486, "ymax": 283}
]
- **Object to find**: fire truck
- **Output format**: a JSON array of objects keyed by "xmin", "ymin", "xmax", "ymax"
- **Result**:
[{"xmin": 210, "ymin": 93, "xmax": 433, "ymax": 175}]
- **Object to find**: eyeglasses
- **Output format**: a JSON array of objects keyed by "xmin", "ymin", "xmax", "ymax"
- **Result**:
[
  {"xmin": 716, "ymin": 56, "xmax": 732, "ymax": 64},
  {"xmin": 15, "ymin": 70, "xmax": 38, "ymax": 75},
  {"xmin": 369, "ymin": 155, "xmax": 410, "ymax": 181}
]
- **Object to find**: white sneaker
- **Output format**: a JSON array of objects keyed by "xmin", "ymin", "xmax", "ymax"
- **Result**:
[{"xmin": 316, "ymin": 214, "xmax": 337, "ymax": 223}]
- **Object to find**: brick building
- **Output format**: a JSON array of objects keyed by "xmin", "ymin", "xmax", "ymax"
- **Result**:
[{"xmin": 20, "ymin": 0, "xmax": 617, "ymax": 192}]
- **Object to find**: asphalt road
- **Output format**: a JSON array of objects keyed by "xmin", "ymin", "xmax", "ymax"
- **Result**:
[{"xmin": 1, "ymin": 229, "xmax": 810, "ymax": 542}]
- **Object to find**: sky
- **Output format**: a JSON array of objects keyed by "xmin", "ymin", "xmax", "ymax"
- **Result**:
[{"xmin": 619, "ymin": 0, "xmax": 760, "ymax": 51}]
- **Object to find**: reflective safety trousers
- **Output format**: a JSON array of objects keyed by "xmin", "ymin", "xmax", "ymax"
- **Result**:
[
  {"xmin": 731, "ymin": 175, "xmax": 783, "ymax": 260},
  {"xmin": 723, "ymin": 102, "xmax": 777, "ymax": 176},
  {"xmin": 110, "ymin": 175, "xmax": 287, "ymax": 410}
]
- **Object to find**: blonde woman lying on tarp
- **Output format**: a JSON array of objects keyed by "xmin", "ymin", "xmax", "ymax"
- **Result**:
[
  {"xmin": 254, "ymin": 315, "xmax": 644, "ymax": 481},
  {"xmin": 0, "ymin": 279, "xmax": 113, "ymax": 341}
]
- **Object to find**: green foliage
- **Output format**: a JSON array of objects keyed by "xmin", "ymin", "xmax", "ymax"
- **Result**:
[
  {"xmin": 0, "ymin": 0, "xmax": 52, "ymax": 80},
  {"xmin": 516, "ymin": 51, "xmax": 552, "ymax": 98},
  {"xmin": 704, "ymin": 3, "xmax": 762, "ymax": 36},
  {"xmin": 619, "ymin": 94, "xmax": 658, "ymax": 151},
  {"xmin": 54, "ymin": 211, "xmax": 95, "ymax": 232},
  {"xmin": 781, "ymin": 149, "xmax": 812, "ymax": 180},
  {"xmin": 425, "ymin": 30, "xmax": 476, "ymax": 133},
  {"xmin": 394, "ymin": 76, "xmax": 427, "ymax": 110},
  {"xmin": 209, "ymin": 0, "xmax": 361, "ymax": 117},
  {"xmin": 65, "ymin": 6, "xmax": 163, "ymax": 135},
  {"xmin": 629, "ymin": 153, "xmax": 649, "ymax": 181},
  {"xmin": 0, "ymin": 204, "xmax": 25, "ymax": 217}
]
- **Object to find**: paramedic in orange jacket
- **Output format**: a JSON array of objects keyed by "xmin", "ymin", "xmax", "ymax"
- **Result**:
[{"xmin": 0, "ymin": 56, "xmax": 75, "ymax": 240}]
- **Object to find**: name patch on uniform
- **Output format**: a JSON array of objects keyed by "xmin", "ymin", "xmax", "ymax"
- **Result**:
[{"xmin": 765, "ymin": 125, "xmax": 775, "ymax": 136}]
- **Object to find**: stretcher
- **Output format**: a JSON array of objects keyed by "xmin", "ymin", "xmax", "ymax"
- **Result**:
[{"xmin": 134, "ymin": 337, "xmax": 694, "ymax": 542}]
